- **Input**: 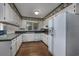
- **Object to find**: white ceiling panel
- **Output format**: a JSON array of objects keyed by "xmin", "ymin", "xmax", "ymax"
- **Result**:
[{"xmin": 15, "ymin": 3, "xmax": 60, "ymax": 18}]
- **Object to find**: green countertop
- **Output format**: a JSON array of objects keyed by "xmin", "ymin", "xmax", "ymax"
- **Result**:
[{"xmin": 0, "ymin": 33, "xmax": 21, "ymax": 41}]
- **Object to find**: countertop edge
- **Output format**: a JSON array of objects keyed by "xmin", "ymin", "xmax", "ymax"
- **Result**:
[{"xmin": 0, "ymin": 34, "xmax": 21, "ymax": 41}]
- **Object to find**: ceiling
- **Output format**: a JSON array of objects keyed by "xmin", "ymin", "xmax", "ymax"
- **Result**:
[{"xmin": 15, "ymin": 3, "xmax": 60, "ymax": 18}]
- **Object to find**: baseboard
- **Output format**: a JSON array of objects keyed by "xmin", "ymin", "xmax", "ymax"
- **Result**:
[
  {"xmin": 22, "ymin": 40, "xmax": 42, "ymax": 43},
  {"xmin": 40, "ymin": 40, "xmax": 53, "ymax": 56},
  {"xmin": 15, "ymin": 44, "xmax": 22, "ymax": 56},
  {"xmin": 22, "ymin": 40, "xmax": 48, "ymax": 48},
  {"xmin": 49, "ymin": 51, "xmax": 53, "ymax": 56},
  {"xmin": 40, "ymin": 40, "xmax": 48, "ymax": 47}
]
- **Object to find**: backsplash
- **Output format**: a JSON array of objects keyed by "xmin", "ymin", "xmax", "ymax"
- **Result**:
[{"xmin": 0, "ymin": 30, "xmax": 6, "ymax": 35}]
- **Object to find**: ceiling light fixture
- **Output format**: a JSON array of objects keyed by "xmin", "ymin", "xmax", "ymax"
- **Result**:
[
  {"xmin": 34, "ymin": 11, "xmax": 39, "ymax": 15},
  {"xmin": 33, "ymin": 9, "xmax": 40, "ymax": 15}
]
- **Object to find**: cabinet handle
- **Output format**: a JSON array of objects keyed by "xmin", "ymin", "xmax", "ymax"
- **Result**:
[
  {"xmin": 4, "ymin": 3, "xmax": 5, "ymax": 6},
  {"xmin": 10, "ymin": 46, "xmax": 12, "ymax": 50},
  {"xmin": 4, "ymin": 17, "xmax": 5, "ymax": 20}
]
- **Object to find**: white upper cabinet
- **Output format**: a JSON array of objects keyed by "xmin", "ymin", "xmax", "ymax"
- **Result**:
[
  {"xmin": 75, "ymin": 4, "xmax": 79, "ymax": 14},
  {"xmin": 66, "ymin": 4, "xmax": 75, "ymax": 14},
  {"xmin": 4, "ymin": 4, "xmax": 21, "ymax": 26},
  {"xmin": 0, "ymin": 3, "xmax": 21, "ymax": 26},
  {"xmin": 66, "ymin": 4, "xmax": 79, "ymax": 14},
  {"xmin": 0, "ymin": 3, "xmax": 5, "ymax": 20}
]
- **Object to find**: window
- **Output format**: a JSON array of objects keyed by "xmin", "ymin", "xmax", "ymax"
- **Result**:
[
  {"xmin": 33, "ymin": 23, "xmax": 38, "ymax": 30},
  {"xmin": 26, "ymin": 22, "xmax": 38, "ymax": 31},
  {"xmin": 27, "ymin": 22, "xmax": 32, "ymax": 30}
]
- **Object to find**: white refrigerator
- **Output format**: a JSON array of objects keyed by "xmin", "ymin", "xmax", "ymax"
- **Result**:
[{"xmin": 48, "ymin": 12, "xmax": 79, "ymax": 56}]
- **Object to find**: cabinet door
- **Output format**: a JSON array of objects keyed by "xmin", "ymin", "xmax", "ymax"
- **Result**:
[
  {"xmin": 42, "ymin": 33, "xmax": 48, "ymax": 45},
  {"xmin": 0, "ymin": 41, "xmax": 11, "ymax": 56},
  {"xmin": 5, "ymin": 4, "xmax": 21, "ymax": 26},
  {"xmin": 0, "ymin": 3, "xmax": 4, "ymax": 20},
  {"xmin": 20, "ymin": 35, "xmax": 22, "ymax": 44},
  {"xmin": 34, "ymin": 33, "xmax": 41, "ymax": 41},
  {"xmin": 22, "ymin": 33, "xmax": 35, "ymax": 42},
  {"xmin": 66, "ymin": 4, "xmax": 75, "ymax": 14},
  {"xmin": 5, "ymin": 4, "xmax": 13, "ymax": 23},
  {"xmin": 19, "ymin": 35, "xmax": 22, "ymax": 46},
  {"xmin": 11, "ymin": 38, "xmax": 17, "ymax": 56},
  {"xmin": 16, "ymin": 35, "xmax": 22, "ymax": 51},
  {"xmin": 75, "ymin": 4, "xmax": 79, "ymax": 14}
]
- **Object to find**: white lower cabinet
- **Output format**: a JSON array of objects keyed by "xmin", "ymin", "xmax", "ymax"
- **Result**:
[
  {"xmin": 0, "ymin": 41, "xmax": 11, "ymax": 56},
  {"xmin": 0, "ymin": 34, "xmax": 22, "ymax": 56},
  {"xmin": 11, "ymin": 38, "xmax": 17, "ymax": 56},
  {"xmin": 34, "ymin": 33, "xmax": 41, "ymax": 41},
  {"xmin": 16, "ymin": 34, "xmax": 22, "ymax": 51},
  {"xmin": 22, "ymin": 33, "xmax": 41, "ymax": 42},
  {"xmin": 11, "ymin": 34, "xmax": 22, "ymax": 56},
  {"xmin": 41, "ymin": 33, "xmax": 48, "ymax": 45},
  {"xmin": 23, "ymin": 33, "xmax": 34, "ymax": 42}
]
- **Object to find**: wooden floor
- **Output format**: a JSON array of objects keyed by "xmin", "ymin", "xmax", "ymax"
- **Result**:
[{"xmin": 16, "ymin": 41, "xmax": 52, "ymax": 56}]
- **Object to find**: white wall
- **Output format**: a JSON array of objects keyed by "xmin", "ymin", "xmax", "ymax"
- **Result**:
[
  {"xmin": 4, "ymin": 24, "xmax": 19, "ymax": 34},
  {"xmin": 0, "ymin": 23, "xmax": 4, "ymax": 30}
]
